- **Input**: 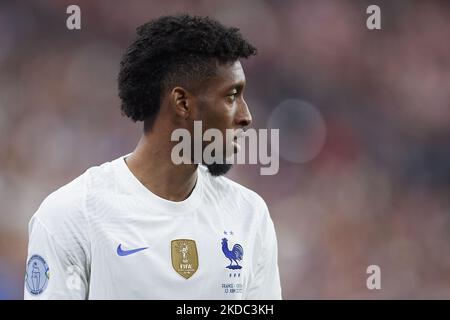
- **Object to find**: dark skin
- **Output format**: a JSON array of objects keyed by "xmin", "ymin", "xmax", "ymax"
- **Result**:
[{"xmin": 125, "ymin": 60, "xmax": 252, "ymax": 201}]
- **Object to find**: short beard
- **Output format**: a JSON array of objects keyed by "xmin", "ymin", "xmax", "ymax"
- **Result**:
[{"xmin": 205, "ymin": 163, "xmax": 233, "ymax": 177}]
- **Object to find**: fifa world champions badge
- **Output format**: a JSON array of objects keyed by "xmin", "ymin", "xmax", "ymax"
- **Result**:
[
  {"xmin": 25, "ymin": 255, "xmax": 50, "ymax": 295},
  {"xmin": 171, "ymin": 239, "xmax": 199, "ymax": 279}
]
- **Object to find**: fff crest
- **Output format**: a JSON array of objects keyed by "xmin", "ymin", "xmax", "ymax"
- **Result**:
[{"xmin": 171, "ymin": 239, "xmax": 198, "ymax": 279}]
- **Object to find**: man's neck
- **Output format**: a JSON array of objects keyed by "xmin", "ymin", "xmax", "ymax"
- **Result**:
[{"xmin": 124, "ymin": 133, "xmax": 198, "ymax": 202}]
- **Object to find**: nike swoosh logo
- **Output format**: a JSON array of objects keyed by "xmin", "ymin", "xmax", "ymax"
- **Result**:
[{"xmin": 116, "ymin": 244, "xmax": 148, "ymax": 256}]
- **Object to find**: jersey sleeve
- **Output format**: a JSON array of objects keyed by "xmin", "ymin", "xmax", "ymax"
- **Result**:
[
  {"xmin": 24, "ymin": 217, "xmax": 88, "ymax": 299},
  {"xmin": 24, "ymin": 180, "xmax": 90, "ymax": 300},
  {"xmin": 245, "ymin": 201, "xmax": 282, "ymax": 300}
]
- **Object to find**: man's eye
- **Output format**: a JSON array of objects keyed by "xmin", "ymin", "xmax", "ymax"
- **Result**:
[{"xmin": 228, "ymin": 92, "xmax": 237, "ymax": 102}]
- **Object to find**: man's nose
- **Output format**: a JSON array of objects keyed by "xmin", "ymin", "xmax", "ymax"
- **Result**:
[{"xmin": 234, "ymin": 99, "xmax": 252, "ymax": 128}]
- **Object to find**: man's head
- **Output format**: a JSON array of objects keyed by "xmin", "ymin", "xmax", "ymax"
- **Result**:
[{"xmin": 118, "ymin": 14, "xmax": 257, "ymax": 176}]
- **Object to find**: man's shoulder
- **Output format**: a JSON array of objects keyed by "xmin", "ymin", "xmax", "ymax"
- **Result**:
[{"xmin": 32, "ymin": 158, "xmax": 117, "ymax": 227}]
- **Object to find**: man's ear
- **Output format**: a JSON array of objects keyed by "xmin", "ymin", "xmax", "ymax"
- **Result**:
[{"xmin": 171, "ymin": 87, "xmax": 191, "ymax": 120}]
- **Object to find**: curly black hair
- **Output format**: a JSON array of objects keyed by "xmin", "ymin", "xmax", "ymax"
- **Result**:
[{"xmin": 118, "ymin": 14, "xmax": 257, "ymax": 128}]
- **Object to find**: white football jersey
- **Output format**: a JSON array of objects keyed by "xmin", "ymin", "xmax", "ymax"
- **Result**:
[{"xmin": 24, "ymin": 154, "xmax": 282, "ymax": 299}]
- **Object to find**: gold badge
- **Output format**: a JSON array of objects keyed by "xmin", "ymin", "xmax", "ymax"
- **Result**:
[{"xmin": 171, "ymin": 239, "xmax": 199, "ymax": 279}]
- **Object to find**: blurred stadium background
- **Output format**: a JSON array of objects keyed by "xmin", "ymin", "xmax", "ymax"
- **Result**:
[{"xmin": 1, "ymin": 0, "xmax": 450, "ymax": 299}]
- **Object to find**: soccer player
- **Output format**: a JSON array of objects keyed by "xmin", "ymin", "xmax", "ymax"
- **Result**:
[{"xmin": 24, "ymin": 14, "xmax": 282, "ymax": 299}]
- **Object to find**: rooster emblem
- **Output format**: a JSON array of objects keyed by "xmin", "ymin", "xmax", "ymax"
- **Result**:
[{"xmin": 221, "ymin": 238, "xmax": 243, "ymax": 269}]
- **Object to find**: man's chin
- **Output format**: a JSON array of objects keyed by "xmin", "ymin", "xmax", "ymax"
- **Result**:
[{"xmin": 205, "ymin": 163, "xmax": 233, "ymax": 177}]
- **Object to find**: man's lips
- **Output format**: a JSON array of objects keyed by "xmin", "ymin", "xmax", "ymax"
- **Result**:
[
  {"xmin": 231, "ymin": 130, "xmax": 247, "ymax": 153},
  {"xmin": 233, "ymin": 129, "xmax": 246, "ymax": 140}
]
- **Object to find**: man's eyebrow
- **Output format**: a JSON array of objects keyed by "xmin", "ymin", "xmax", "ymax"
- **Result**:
[{"xmin": 226, "ymin": 81, "xmax": 245, "ymax": 92}]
